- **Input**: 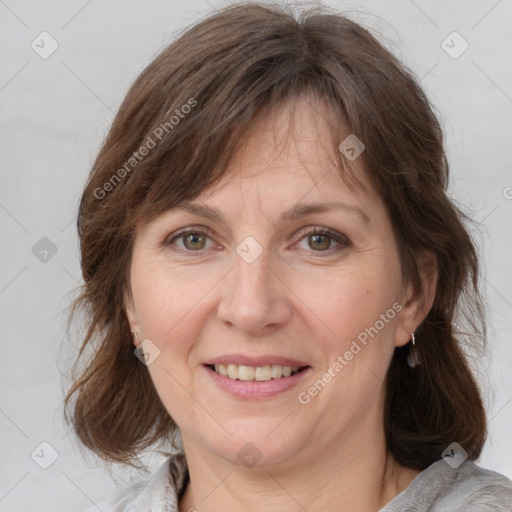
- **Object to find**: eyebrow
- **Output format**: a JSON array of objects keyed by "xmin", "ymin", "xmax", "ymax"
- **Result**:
[{"xmin": 175, "ymin": 200, "xmax": 370, "ymax": 225}]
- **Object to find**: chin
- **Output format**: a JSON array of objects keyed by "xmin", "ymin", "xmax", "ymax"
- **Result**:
[{"xmin": 201, "ymin": 424, "xmax": 307, "ymax": 469}]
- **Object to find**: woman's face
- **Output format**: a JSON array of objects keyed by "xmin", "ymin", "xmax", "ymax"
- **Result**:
[{"xmin": 125, "ymin": 98, "xmax": 420, "ymax": 469}]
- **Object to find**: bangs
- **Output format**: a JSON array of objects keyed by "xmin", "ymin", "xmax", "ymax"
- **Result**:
[{"xmin": 118, "ymin": 83, "xmax": 369, "ymax": 232}]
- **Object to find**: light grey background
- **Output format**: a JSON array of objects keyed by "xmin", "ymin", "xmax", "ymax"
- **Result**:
[{"xmin": 1, "ymin": 0, "xmax": 511, "ymax": 510}]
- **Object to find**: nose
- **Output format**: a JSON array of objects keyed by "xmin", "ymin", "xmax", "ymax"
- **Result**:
[{"xmin": 217, "ymin": 245, "xmax": 292, "ymax": 335}]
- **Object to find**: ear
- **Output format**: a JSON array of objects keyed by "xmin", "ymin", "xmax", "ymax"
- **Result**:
[
  {"xmin": 395, "ymin": 252, "xmax": 438, "ymax": 347},
  {"xmin": 124, "ymin": 287, "xmax": 140, "ymax": 347}
]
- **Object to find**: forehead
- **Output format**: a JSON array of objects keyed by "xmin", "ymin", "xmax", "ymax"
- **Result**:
[
  {"xmin": 196, "ymin": 96, "xmax": 375, "ymax": 212},
  {"xmin": 134, "ymin": 95, "xmax": 387, "ymax": 236}
]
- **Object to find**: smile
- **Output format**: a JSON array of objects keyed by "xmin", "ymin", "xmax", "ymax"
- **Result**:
[
  {"xmin": 203, "ymin": 363, "xmax": 311, "ymax": 399},
  {"xmin": 207, "ymin": 364, "xmax": 306, "ymax": 381}
]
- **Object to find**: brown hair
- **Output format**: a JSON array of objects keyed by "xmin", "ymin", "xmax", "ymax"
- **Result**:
[{"xmin": 65, "ymin": 1, "xmax": 487, "ymax": 469}]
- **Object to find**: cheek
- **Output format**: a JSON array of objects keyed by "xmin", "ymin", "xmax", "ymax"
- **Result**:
[
  {"xmin": 298, "ymin": 264, "xmax": 402, "ymax": 415},
  {"xmin": 296, "ymin": 259, "xmax": 402, "ymax": 349},
  {"xmin": 131, "ymin": 258, "xmax": 208, "ymax": 340},
  {"xmin": 131, "ymin": 266, "xmax": 209, "ymax": 421}
]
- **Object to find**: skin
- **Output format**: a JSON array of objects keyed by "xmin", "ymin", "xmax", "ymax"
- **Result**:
[{"xmin": 125, "ymin": 96, "xmax": 437, "ymax": 512}]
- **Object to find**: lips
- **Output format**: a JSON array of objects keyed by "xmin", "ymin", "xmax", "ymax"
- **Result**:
[
  {"xmin": 201, "ymin": 354, "xmax": 311, "ymax": 399},
  {"xmin": 204, "ymin": 354, "xmax": 310, "ymax": 368}
]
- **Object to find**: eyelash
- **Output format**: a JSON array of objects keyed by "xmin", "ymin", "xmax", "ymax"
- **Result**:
[{"xmin": 164, "ymin": 226, "xmax": 351, "ymax": 257}]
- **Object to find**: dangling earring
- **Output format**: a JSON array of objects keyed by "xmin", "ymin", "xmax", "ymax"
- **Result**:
[{"xmin": 407, "ymin": 332, "xmax": 421, "ymax": 368}]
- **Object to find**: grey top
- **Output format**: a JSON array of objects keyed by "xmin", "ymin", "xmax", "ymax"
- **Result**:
[
  {"xmin": 88, "ymin": 452, "xmax": 512, "ymax": 511},
  {"xmin": 383, "ymin": 457, "xmax": 512, "ymax": 511}
]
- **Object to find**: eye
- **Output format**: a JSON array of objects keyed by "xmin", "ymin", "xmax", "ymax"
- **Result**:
[
  {"xmin": 294, "ymin": 226, "xmax": 351, "ymax": 255},
  {"xmin": 164, "ymin": 225, "xmax": 351, "ymax": 256},
  {"xmin": 165, "ymin": 227, "xmax": 216, "ymax": 252}
]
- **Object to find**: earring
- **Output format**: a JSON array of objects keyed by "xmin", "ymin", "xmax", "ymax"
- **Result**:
[
  {"xmin": 132, "ymin": 332, "xmax": 139, "ymax": 340},
  {"xmin": 407, "ymin": 332, "xmax": 421, "ymax": 368}
]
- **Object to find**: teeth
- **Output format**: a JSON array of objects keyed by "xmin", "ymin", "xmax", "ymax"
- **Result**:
[
  {"xmin": 239, "ymin": 365, "xmax": 255, "ymax": 381},
  {"xmin": 271, "ymin": 365, "xmax": 283, "ymax": 378},
  {"xmin": 227, "ymin": 364, "xmax": 238, "ymax": 379},
  {"xmin": 255, "ymin": 366, "xmax": 271, "ymax": 381},
  {"xmin": 212, "ymin": 364, "xmax": 301, "ymax": 381}
]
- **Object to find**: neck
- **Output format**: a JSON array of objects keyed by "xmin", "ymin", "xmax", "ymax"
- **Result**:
[{"xmin": 178, "ymin": 422, "xmax": 420, "ymax": 512}]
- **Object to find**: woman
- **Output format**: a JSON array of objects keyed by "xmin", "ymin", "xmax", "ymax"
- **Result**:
[{"xmin": 65, "ymin": 2, "xmax": 512, "ymax": 510}]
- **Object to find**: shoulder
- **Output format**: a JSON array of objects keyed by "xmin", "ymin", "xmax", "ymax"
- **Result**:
[
  {"xmin": 84, "ymin": 452, "xmax": 188, "ymax": 512},
  {"xmin": 437, "ymin": 460, "xmax": 512, "ymax": 511},
  {"xmin": 383, "ymin": 459, "xmax": 512, "ymax": 511}
]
